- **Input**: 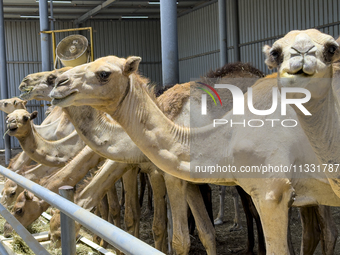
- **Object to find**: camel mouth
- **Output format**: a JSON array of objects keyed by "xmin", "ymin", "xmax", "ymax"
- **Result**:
[
  {"xmin": 51, "ymin": 91, "xmax": 77, "ymax": 106},
  {"xmin": 19, "ymin": 87, "xmax": 34, "ymax": 100},
  {"xmin": 287, "ymin": 69, "xmax": 313, "ymax": 76}
]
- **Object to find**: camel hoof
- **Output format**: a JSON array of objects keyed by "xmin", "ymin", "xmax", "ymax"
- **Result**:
[
  {"xmin": 229, "ymin": 223, "xmax": 242, "ymax": 232},
  {"xmin": 214, "ymin": 218, "xmax": 223, "ymax": 225}
]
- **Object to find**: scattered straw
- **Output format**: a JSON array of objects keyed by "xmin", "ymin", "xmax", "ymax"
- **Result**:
[
  {"xmin": 12, "ymin": 233, "xmax": 35, "ymax": 255},
  {"xmin": 49, "ymin": 243, "xmax": 100, "ymax": 255}
]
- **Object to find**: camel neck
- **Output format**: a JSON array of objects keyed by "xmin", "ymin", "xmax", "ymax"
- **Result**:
[
  {"xmin": 110, "ymin": 76, "xmax": 214, "ymax": 182},
  {"xmin": 296, "ymin": 87, "xmax": 340, "ymax": 165},
  {"xmin": 16, "ymin": 122, "xmax": 85, "ymax": 167},
  {"xmin": 63, "ymin": 106, "xmax": 148, "ymax": 163}
]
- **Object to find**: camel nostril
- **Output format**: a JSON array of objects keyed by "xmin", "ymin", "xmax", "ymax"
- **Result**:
[{"xmin": 57, "ymin": 78, "xmax": 70, "ymax": 87}]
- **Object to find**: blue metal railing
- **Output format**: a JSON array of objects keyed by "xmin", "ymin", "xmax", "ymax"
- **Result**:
[{"xmin": 0, "ymin": 165, "xmax": 165, "ymax": 255}]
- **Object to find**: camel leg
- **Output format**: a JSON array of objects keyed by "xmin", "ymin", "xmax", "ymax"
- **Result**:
[
  {"xmin": 107, "ymin": 185, "xmax": 122, "ymax": 255},
  {"xmin": 186, "ymin": 183, "xmax": 216, "ymax": 255},
  {"xmin": 164, "ymin": 174, "xmax": 190, "ymax": 255},
  {"xmin": 249, "ymin": 183, "xmax": 294, "ymax": 255},
  {"xmin": 10, "ymin": 152, "xmax": 31, "ymax": 171},
  {"xmin": 299, "ymin": 206, "xmax": 320, "ymax": 255},
  {"xmin": 122, "ymin": 167, "xmax": 140, "ymax": 238},
  {"xmin": 229, "ymin": 186, "xmax": 242, "ymax": 231},
  {"xmin": 236, "ymin": 186, "xmax": 266, "ymax": 255},
  {"xmin": 93, "ymin": 195, "xmax": 109, "ymax": 248},
  {"xmin": 214, "ymin": 186, "xmax": 226, "ymax": 225},
  {"xmin": 107, "ymin": 184, "xmax": 121, "ymax": 229},
  {"xmin": 316, "ymin": 205, "xmax": 338, "ymax": 255},
  {"xmin": 148, "ymin": 169, "xmax": 167, "ymax": 253},
  {"xmin": 236, "ymin": 186, "xmax": 255, "ymax": 255}
]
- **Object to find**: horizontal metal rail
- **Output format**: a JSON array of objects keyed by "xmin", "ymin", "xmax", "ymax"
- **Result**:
[{"xmin": 0, "ymin": 165, "xmax": 165, "ymax": 255}]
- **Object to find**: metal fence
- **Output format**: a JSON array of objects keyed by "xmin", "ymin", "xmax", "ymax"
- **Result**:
[{"xmin": 0, "ymin": 164, "xmax": 165, "ymax": 255}]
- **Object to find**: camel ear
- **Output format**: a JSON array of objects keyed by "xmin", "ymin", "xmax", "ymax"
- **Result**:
[
  {"xmin": 123, "ymin": 56, "xmax": 141, "ymax": 76},
  {"xmin": 30, "ymin": 111, "xmax": 38, "ymax": 121},
  {"xmin": 22, "ymin": 100, "xmax": 27, "ymax": 106},
  {"xmin": 263, "ymin": 45, "xmax": 277, "ymax": 70},
  {"xmin": 24, "ymin": 190, "xmax": 34, "ymax": 200}
]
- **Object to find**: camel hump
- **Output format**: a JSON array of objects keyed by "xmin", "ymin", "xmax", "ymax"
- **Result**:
[{"xmin": 205, "ymin": 62, "xmax": 265, "ymax": 79}]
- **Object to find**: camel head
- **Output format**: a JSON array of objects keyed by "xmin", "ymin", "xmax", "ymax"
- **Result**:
[
  {"xmin": 48, "ymin": 209, "xmax": 80, "ymax": 248},
  {"xmin": 0, "ymin": 179, "xmax": 23, "ymax": 208},
  {"xmin": 5, "ymin": 109, "xmax": 38, "ymax": 138},
  {"xmin": 263, "ymin": 29, "xmax": 340, "ymax": 99},
  {"xmin": 50, "ymin": 55, "xmax": 141, "ymax": 111},
  {"xmin": 19, "ymin": 67, "xmax": 72, "ymax": 101},
  {"xmin": 3, "ymin": 190, "xmax": 45, "ymax": 237},
  {"xmin": 0, "ymin": 97, "xmax": 27, "ymax": 114}
]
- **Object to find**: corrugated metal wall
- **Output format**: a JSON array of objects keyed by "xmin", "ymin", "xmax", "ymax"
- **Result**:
[
  {"xmin": 0, "ymin": 19, "xmax": 161, "ymax": 149},
  {"xmin": 177, "ymin": 0, "xmax": 340, "ymax": 82}
]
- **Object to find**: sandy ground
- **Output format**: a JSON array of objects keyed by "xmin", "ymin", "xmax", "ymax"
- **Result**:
[{"xmin": 1, "ymin": 149, "xmax": 340, "ymax": 254}]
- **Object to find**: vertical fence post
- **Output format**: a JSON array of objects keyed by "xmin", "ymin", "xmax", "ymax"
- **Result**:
[
  {"xmin": 59, "ymin": 185, "xmax": 76, "ymax": 255},
  {"xmin": 0, "ymin": 0, "xmax": 11, "ymax": 165}
]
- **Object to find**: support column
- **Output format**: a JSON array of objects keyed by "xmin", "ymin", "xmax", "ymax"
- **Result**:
[
  {"xmin": 160, "ymin": 0, "xmax": 179, "ymax": 87},
  {"xmin": 0, "ymin": 0, "xmax": 11, "ymax": 165},
  {"xmin": 39, "ymin": 0, "xmax": 51, "ymax": 113},
  {"xmin": 218, "ymin": 0, "xmax": 227, "ymax": 67},
  {"xmin": 232, "ymin": 0, "xmax": 240, "ymax": 62},
  {"xmin": 39, "ymin": 0, "xmax": 51, "ymax": 71}
]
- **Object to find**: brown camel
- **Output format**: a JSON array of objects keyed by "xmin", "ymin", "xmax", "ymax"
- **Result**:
[{"xmin": 50, "ymin": 54, "xmax": 340, "ymax": 254}]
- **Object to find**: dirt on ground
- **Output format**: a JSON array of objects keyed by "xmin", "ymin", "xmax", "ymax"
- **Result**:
[{"xmin": 1, "ymin": 149, "xmax": 340, "ymax": 255}]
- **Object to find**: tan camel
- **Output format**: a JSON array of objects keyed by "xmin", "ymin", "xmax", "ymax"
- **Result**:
[
  {"xmin": 17, "ymin": 71, "xmax": 174, "ymax": 253},
  {"xmin": 263, "ymin": 29, "xmax": 340, "ymax": 198},
  {"xmin": 50, "ymin": 55, "xmax": 340, "ymax": 254},
  {"xmin": 0, "ymin": 97, "xmax": 27, "ymax": 114},
  {"xmin": 3, "ymin": 145, "xmax": 105, "ymax": 236},
  {"xmin": 1, "ymin": 164, "xmax": 58, "ymax": 207},
  {"xmin": 6, "ymin": 109, "xmax": 85, "ymax": 167}
]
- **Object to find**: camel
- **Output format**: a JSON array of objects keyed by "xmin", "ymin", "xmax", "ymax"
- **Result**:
[
  {"xmin": 5, "ymin": 109, "xmax": 86, "ymax": 167},
  {"xmin": 263, "ymin": 29, "xmax": 340, "ymax": 198},
  {"xmin": 1, "ymin": 164, "xmax": 58, "ymax": 207},
  {"xmin": 22, "ymin": 64, "xmax": 269, "ymax": 254},
  {"xmin": 0, "ymin": 97, "xmax": 27, "ymax": 114},
  {"xmin": 49, "ymin": 54, "xmax": 340, "ymax": 255}
]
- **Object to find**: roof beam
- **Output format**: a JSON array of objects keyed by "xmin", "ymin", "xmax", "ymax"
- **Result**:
[{"xmin": 74, "ymin": 0, "xmax": 118, "ymax": 24}]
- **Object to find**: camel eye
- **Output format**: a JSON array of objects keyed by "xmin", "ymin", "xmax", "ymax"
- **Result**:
[
  {"xmin": 97, "ymin": 71, "xmax": 111, "ymax": 81},
  {"xmin": 328, "ymin": 45, "xmax": 337, "ymax": 55},
  {"xmin": 270, "ymin": 49, "xmax": 280, "ymax": 58},
  {"xmin": 9, "ymin": 191, "xmax": 16, "ymax": 197},
  {"xmin": 4, "ymin": 102, "xmax": 7, "ymax": 107},
  {"xmin": 47, "ymin": 75, "xmax": 56, "ymax": 85},
  {"xmin": 23, "ymin": 116, "xmax": 29, "ymax": 122},
  {"xmin": 15, "ymin": 208, "xmax": 23, "ymax": 215}
]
